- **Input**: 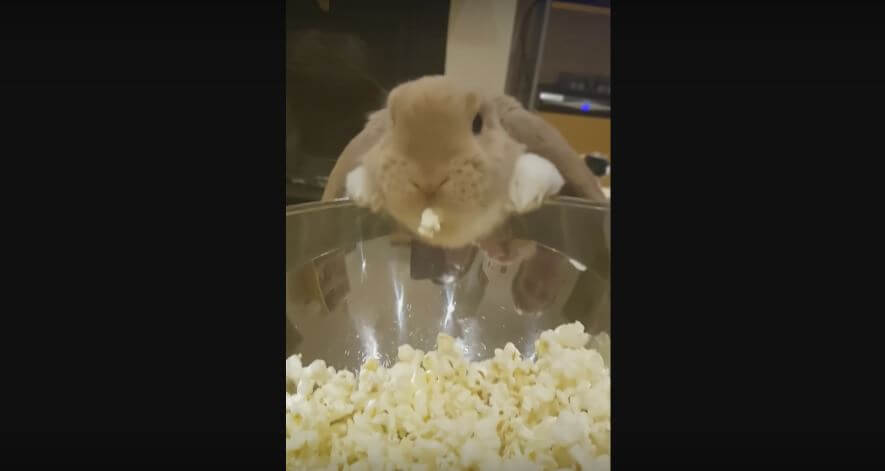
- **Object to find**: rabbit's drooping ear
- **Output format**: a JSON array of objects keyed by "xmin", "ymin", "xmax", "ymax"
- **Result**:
[
  {"xmin": 321, "ymin": 109, "xmax": 390, "ymax": 201},
  {"xmin": 493, "ymin": 95, "xmax": 608, "ymax": 203}
]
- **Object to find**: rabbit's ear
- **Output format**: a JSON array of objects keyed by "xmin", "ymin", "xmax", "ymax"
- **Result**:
[
  {"xmin": 494, "ymin": 95, "xmax": 607, "ymax": 202},
  {"xmin": 321, "ymin": 109, "xmax": 389, "ymax": 201}
]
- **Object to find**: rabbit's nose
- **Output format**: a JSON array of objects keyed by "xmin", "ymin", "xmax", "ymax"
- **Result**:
[{"xmin": 411, "ymin": 176, "xmax": 450, "ymax": 197}]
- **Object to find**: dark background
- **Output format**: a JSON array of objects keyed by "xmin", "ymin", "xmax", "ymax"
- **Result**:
[
  {"xmin": 2, "ymin": 0, "xmax": 884, "ymax": 467},
  {"xmin": 286, "ymin": 0, "xmax": 450, "ymax": 204}
]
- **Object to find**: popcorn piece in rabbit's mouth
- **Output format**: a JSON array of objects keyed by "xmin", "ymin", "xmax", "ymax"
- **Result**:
[{"xmin": 417, "ymin": 208, "xmax": 441, "ymax": 237}]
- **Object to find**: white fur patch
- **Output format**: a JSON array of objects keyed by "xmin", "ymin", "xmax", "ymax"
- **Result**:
[
  {"xmin": 509, "ymin": 153, "xmax": 565, "ymax": 213},
  {"xmin": 345, "ymin": 165, "xmax": 372, "ymax": 207}
]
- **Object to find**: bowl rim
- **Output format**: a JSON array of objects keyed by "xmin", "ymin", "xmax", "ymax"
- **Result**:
[{"xmin": 285, "ymin": 196, "xmax": 610, "ymax": 216}]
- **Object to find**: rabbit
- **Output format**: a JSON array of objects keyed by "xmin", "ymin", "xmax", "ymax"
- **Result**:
[{"xmin": 322, "ymin": 75, "xmax": 607, "ymax": 248}]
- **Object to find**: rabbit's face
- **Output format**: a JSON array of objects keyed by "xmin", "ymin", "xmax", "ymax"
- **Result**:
[{"xmin": 363, "ymin": 76, "xmax": 525, "ymax": 247}]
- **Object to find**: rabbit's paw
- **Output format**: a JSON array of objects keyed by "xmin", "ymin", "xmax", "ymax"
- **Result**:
[
  {"xmin": 345, "ymin": 165, "xmax": 383, "ymax": 211},
  {"xmin": 509, "ymin": 153, "xmax": 565, "ymax": 213}
]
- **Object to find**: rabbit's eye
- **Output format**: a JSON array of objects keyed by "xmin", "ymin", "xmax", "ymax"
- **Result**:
[{"xmin": 472, "ymin": 113, "xmax": 483, "ymax": 135}]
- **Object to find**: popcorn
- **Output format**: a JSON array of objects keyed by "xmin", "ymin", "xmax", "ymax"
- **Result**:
[
  {"xmin": 417, "ymin": 208, "xmax": 441, "ymax": 237},
  {"xmin": 285, "ymin": 354, "xmax": 302, "ymax": 384},
  {"xmin": 285, "ymin": 321, "xmax": 611, "ymax": 470}
]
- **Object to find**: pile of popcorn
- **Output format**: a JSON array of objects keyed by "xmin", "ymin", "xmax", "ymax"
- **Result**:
[{"xmin": 285, "ymin": 322, "xmax": 610, "ymax": 470}]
